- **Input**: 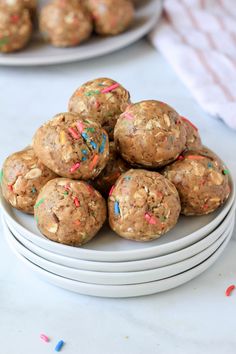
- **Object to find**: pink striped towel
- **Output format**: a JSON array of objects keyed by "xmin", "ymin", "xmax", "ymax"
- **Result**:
[{"xmin": 149, "ymin": 0, "xmax": 236, "ymax": 129}]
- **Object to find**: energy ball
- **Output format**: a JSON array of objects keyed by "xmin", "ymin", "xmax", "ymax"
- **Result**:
[
  {"xmin": 33, "ymin": 112, "xmax": 109, "ymax": 180},
  {"xmin": 0, "ymin": 0, "xmax": 37, "ymax": 18},
  {"xmin": 1, "ymin": 147, "xmax": 57, "ymax": 214},
  {"xmin": 108, "ymin": 169, "xmax": 181, "ymax": 241},
  {"xmin": 86, "ymin": 0, "xmax": 134, "ymax": 35},
  {"xmin": 34, "ymin": 178, "xmax": 107, "ymax": 246},
  {"xmin": 181, "ymin": 116, "xmax": 202, "ymax": 151},
  {"xmin": 114, "ymin": 100, "xmax": 187, "ymax": 168},
  {"xmin": 0, "ymin": 4, "xmax": 32, "ymax": 53},
  {"xmin": 68, "ymin": 77, "xmax": 131, "ymax": 139},
  {"xmin": 162, "ymin": 148, "xmax": 230, "ymax": 216},
  {"xmin": 93, "ymin": 142, "xmax": 130, "ymax": 197},
  {"xmin": 39, "ymin": 0, "xmax": 92, "ymax": 47}
]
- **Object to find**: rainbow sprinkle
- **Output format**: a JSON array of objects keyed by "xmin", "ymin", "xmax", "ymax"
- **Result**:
[
  {"xmin": 109, "ymin": 185, "xmax": 115, "ymax": 196},
  {"xmin": 74, "ymin": 197, "xmax": 80, "ymax": 207},
  {"xmin": 82, "ymin": 149, "xmax": 88, "ymax": 155},
  {"xmin": 101, "ymin": 83, "xmax": 119, "ymax": 94},
  {"xmin": 90, "ymin": 141, "xmax": 97, "ymax": 149},
  {"xmin": 77, "ymin": 121, "xmax": 84, "ymax": 133},
  {"xmin": 68, "ymin": 127, "xmax": 79, "ymax": 139},
  {"xmin": 89, "ymin": 155, "xmax": 99, "ymax": 170},
  {"xmin": 35, "ymin": 198, "xmax": 45, "ymax": 209},
  {"xmin": 114, "ymin": 201, "xmax": 120, "ymax": 215},
  {"xmin": 223, "ymin": 169, "xmax": 229, "ymax": 175},
  {"xmin": 0, "ymin": 169, "xmax": 3, "ymax": 184},
  {"xmin": 31, "ymin": 187, "xmax": 37, "ymax": 194},
  {"xmin": 70, "ymin": 162, "xmax": 81, "ymax": 173},
  {"xmin": 145, "ymin": 213, "xmax": 157, "ymax": 225},
  {"xmin": 123, "ymin": 112, "xmax": 134, "ymax": 120},
  {"xmin": 55, "ymin": 340, "xmax": 65, "ymax": 352},
  {"xmin": 85, "ymin": 90, "xmax": 100, "ymax": 96},
  {"xmin": 99, "ymin": 133, "xmax": 107, "ymax": 153},
  {"xmin": 40, "ymin": 334, "xmax": 49, "ymax": 343}
]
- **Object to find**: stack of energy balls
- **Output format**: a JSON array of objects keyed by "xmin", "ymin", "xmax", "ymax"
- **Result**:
[
  {"xmin": 1, "ymin": 77, "xmax": 231, "ymax": 246},
  {"xmin": 0, "ymin": 0, "xmax": 134, "ymax": 52}
]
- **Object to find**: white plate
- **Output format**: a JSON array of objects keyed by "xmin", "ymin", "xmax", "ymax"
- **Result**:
[
  {"xmin": 1, "ymin": 176, "xmax": 235, "ymax": 262},
  {"xmin": 4, "ymin": 217, "xmax": 234, "ymax": 285},
  {"xmin": 4, "ymin": 227, "xmax": 233, "ymax": 297},
  {"xmin": 0, "ymin": 0, "xmax": 162, "ymax": 66},
  {"xmin": 4, "ymin": 202, "xmax": 236, "ymax": 272}
]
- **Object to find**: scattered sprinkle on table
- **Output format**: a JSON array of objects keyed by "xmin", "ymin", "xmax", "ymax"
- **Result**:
[
  {"xmin": 40, "ymin": 334, "xmax": 49, "ymax": 342},
  {"xmin": 55, "ymin": 340, "xmax": 65, "ymax": 352},
  {"xmin": 225, "ymin": 285, "xmax": 235, "ymax": 297}
]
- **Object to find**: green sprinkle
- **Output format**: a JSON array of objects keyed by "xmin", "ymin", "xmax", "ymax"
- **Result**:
[
  {"xmin": 63, "ymin": 191, "xmax": 69, "ymax": 195},
  {"xmin": 86, "ymin": 127, "xmax": 95, "ymax": 133},
  {"xmin": 0, "ymin": 37, "xmax": 9, "ymax": 47},
  {"xmin": 98, "ymin": 83, "xmax": 105, "ymax": 87},
  {"xmin": 34, "ymin": 198, "xmax": 45, "ymax": 208},
  {"xmin": 85, "ymin": 90, "xmax": 100, "ymax": 96},
  {"xmin": 223, "ymin": 169, "xmax": 229, "ymax": 175},
  {"xmin": 0, "ymin": 169, "xmax": 3, "ymax": 184},
  {"xmin": 160, "ymin": 216, "xmax": 167, "ymax": 222}
]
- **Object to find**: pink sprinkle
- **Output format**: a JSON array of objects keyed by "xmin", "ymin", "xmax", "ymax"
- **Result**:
[
  {"xmin": 77, "ymin": 121, "xmax": 84, "ymax": 133},
  {"xmin": 95, "ymin": 101, "xmax": 100, "ymax": 109},
  {"xmin": 145, "ymin": 213, "xmax": 157, "ymax": 225},
  {"xmin": 101, "ymin": 83, "xmax": 119, "ymax": 94},
  {"xmin": 8, "ymin": 184, "xmax": 13, "ymax": 191},
  {"xmin": 40, "ymin": 334, "xmax": 49, "ymax": 343},
  {"xmin": 181, "ymin": 116, "xmax": 198, "ymax": 131},
  {"xmin": 70, "ymin": 162, "xmax": 80, "ymax": 173},
  {"xmin": 109, "ymin": 185, "xmax": 115, "ymax": 196},
  {"xmin": 64, "ymin": 184, "xmax": 70, "ymax": 191},
  {"xmin": 68, "ymin": 127, "xmax": 79, "ymax": 139},
  {"xmin": 177, "ymin": 155, "xmax": 184, "ymax": 161},
  {"xmin": 74, "ymin": 197, "xmax": 80, "ymax": 207},
  {"xmin": 123, "ymin": 112, "xmax": 134, "ymax": 120}
]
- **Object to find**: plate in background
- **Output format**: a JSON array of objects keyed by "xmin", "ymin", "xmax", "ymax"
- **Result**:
[{"xmin": 0, "ymin": 0, "xmax": 162, "ymax": 66}]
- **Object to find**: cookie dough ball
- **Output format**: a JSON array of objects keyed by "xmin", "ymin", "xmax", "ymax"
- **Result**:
[
  {"xmin": 114, "ymin": 100, "xmax": 187, "ymax": 168},
  {"xmin": 34, "ymin": 178, "xmax": 107, "ymax": 246},
  {"xmin": 1, "ymin": 147, "xmax": 57, "ymax": 214},
  {"xmin": 162, "ymin": 148, "xmax": 230, "ymax": 215},
  {"xmin": 93, "ymin": 142, "xmax": 130, "ymax": 197},
  {"xmin": 0, "ymin": 5, "xmax": 32, "ymax": 53},
  {"xmin": 39, "ymin": 0, "xmax": 92, "ymax": 47},
  {"xmin": 33, "ymin": 113, "xmax": 109, "ymax": 180},
  {"xmin": 108, "ymin": 169, "xmax": 181, "ymax": 241},
  {"xmin": 86, "ymin": 0, "xmax": 134, "ymax": 35},
  {"xmin": 68, "ymin": 77, "xmax": 131, "ymax": 139},
  {"xmin": 181, "ymin": 116, "xmax": 202, "ymax": 151},
  {"xmin": 0, "ymin": 0, "xmax": 37, "ymax": 18}
]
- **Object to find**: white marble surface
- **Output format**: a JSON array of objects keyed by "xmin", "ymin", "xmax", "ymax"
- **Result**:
[{"xmin": 0, "ymin": 40, "xmax": 236, "ymax": 354}]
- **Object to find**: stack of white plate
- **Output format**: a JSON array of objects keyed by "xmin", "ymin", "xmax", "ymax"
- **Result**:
[{"xmin": 1, "ymin": 176, "xmax": 235, "ymax": 298}]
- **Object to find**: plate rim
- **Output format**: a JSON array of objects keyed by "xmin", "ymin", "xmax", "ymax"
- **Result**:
[
  {"xmin": 3, "ymin": 203, "xmax": 235, "ymax": 271},
  {"xmin": 4, "ymin": 217, "xmax": 234, "ymax": 285},
  {"xmin": 1, "ymin": 177, "xmax": 235, "ymax": 261},
  {"xmin": 4, "ymin": 226, "xmax": 232, "ymax": 297}
]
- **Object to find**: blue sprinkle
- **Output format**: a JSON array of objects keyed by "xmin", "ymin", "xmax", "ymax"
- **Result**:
[
  {"xmin": 208, "ymin": 162, "xmax": 213, "ymax": 168},
  {"xmin": 90, "ymin": 141, "xmax": 97, "ymax": 149},
  {"xmin": 124, "ymin": 176, "xmax": 131, "ymax": 181},
  {"xmin": 114, "ymin": 201, "xmax": 120, "ymax": 215},
  {"xmin": 82, "ymin": 157, "xmax": 87, "ymax": 161},
  {"xmin": 99, "ymin": 133, "xmax": 107, "ymax": 153},
  {"xmin": 81, "ymin": 132, "xmax": 88, "ymax": 141},
  {"xmin": 82, "ymin": 149, "xmax": 88, "ymax": 155},
  {"xmin": 55, "ymin": 340, "xmax": 64, "ymax": 352},
  {"xmin": 31, "ymin": 187, "xmax": 37, "ymax": 194}
]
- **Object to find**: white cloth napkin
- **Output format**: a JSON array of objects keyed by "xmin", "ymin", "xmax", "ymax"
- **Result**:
[{"xmin": 149, "ymin": 0, "xmax": 236, "ymax": 129}]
